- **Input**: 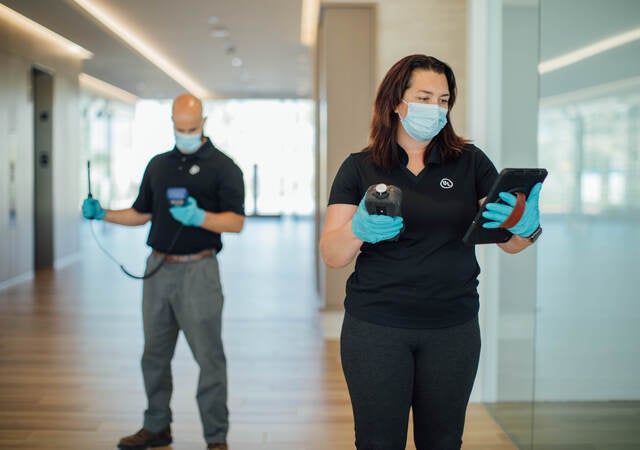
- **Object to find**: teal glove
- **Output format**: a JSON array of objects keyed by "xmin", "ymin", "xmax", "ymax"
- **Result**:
[
  {"xmin": 352, "ymin": 196, "xmax": 403, "ymax": 243},
  {"xmin": 82, "ymin": 198, "xmax": 106, "ymax": 220},
  {"xmin": 481, "ymin": 182, "xmax": 542, "ymax": 237},
  {"xmin": 169, "ymin": 196, "xmax": 206, "ymax": 227}
]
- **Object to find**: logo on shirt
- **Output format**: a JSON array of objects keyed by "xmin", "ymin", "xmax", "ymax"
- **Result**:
[
  {"xmin": 440, "ymin": 178, "xmax": 454, "ymax": 189},
  {"xmin": 189, "ymin": 164, "xmax": 200, "ymax": 175}
]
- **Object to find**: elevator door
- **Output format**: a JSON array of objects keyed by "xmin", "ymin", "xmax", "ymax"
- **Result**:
[{"xmin": 33, "ymin": 68, "xmax": 54, "ymax": 269}]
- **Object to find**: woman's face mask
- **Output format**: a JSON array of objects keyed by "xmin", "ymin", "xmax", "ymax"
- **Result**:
[
  {"xmin": 174, "ymin": 131, "xmax": 203, "ymax": 154},
  {"xmin": 398, "ymin": 100, "xmax": 448, "ymax": 142}
]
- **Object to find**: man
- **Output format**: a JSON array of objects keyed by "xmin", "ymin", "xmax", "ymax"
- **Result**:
[{"xmin": 82, "ymin": 93, "xmax": 245, "ymax": 450}]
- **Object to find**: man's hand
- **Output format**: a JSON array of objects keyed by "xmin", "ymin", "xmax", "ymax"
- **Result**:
[
  {"xmin": 169, "ymin": 196, "xmax": 206, "ymax": 227},
  {"xmin": 82, "ymin": 198, "xmax": 106, "ymax": 220}
]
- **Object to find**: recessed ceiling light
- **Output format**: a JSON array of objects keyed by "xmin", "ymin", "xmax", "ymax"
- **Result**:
[
  {"xmin": 210, "ymin": 26, "xmax": 230, "ymax": 39},
  {"xmin": 231, "ymin": 57, "xmax": 243, "ymax": 67},
  {"xmin": 539, "ymin": 26, "xmax": 640, "ymax": 74},
  {"xmin": 69, "ymin": 0, "xmax": 211, "ymax": 98},
  {"xmin": 0, "ymin": 3, "xmax": 93, "ymax": 59},
  {"xmin": 79, "ymin": 73, "xmax": 138, "ymax": 104},
  {"xmin": 301, "ymin": 0, "xmax": 320, "ymax": 46}
]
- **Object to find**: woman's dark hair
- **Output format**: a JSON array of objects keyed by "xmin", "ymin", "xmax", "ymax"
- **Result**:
[{"xmin": 368, "ymin": 54, "xmax": 469, "ymax": 170}]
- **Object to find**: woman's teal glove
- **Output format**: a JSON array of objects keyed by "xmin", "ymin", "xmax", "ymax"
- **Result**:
[
  {"xmin": 169, "ymin": 196, "xmax": 206, "ymax": 227},
  {"xmin": 82, "ymin": 198, "xmax": 106, "ymax": 220},
  {"xmin": 351, "ymin": 196, "xmax": 403, "ymax": 243},
  {"xmin": 481, "ymin": 182, "xmax": 542, "ymax": 237}
]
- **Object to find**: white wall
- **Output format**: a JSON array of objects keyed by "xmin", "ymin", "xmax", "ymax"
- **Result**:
[
  {"xmin": 322, "ymin": 0, "xmax": 469, "ymax": 136},
  {"xmin": 0, "ymin": 10, "xmax": 85, "ymax": 285}
]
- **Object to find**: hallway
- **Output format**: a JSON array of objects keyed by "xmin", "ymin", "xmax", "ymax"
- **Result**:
[{"xmin": 0, "ymin": 217, "xmax": 514, "ymax": 450}]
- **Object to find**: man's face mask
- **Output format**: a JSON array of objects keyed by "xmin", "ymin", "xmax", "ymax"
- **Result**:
[
  {"xmin": 399, "ymin": 100, "xmax": 448, "ymax": 142},
  {"xmin": 174, "ymin": 131, "xmax": 203, "ymax": 154}
]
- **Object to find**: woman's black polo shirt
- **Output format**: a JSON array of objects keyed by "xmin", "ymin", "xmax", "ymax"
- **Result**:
[
  {"xmin": 328, "ymin": 144, "xmax": 498, "ymax": 328},
  {"xmin": 132, "ymin": 137, "xmax": 245, "ymax": 254}
]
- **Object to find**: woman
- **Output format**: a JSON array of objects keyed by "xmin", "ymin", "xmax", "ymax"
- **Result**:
[{"xmin": 319, "ymin": 54, "xmax": 542, "ymax": 449}]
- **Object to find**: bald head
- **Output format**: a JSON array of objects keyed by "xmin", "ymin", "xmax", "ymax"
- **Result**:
[{"xmin": 172, "ymin": 93, "xmax": 204, "ymax": 134}]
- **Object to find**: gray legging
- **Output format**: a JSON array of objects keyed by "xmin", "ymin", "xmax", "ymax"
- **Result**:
[
  {"xmin": 141, "ymin": 252, "xmax": 228, "ymax": 444},
  {"xmin": 340, "ymin": 312, "xmax": 481, "ymax": 450}
]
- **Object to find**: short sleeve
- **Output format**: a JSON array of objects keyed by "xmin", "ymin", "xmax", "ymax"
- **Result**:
[
  {"xmin": 474, "ymin": 147, "xmax": 499, "ymax": 199},
  {"xmin": 217, "ymin": 162, "xmax": 245, "ymax": 215},
  {"xmin": 132, "ymin": 163, "xmax": 153, "ymax": 213},
  {"xmin": 328, "ymin": 155, "xmax": 362, "ymax": 206}
]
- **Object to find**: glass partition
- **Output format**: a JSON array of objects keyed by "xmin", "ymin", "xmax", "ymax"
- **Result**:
[{"xmin": 534, "ymin": 0, "xmax": 640, "ymax": 448}]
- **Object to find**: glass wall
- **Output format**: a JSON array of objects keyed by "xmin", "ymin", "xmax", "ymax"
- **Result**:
[
  {"xmin": 534, "ymin": 0, "xmax": 640, "ymax": 448},
  {"xmin": 130, "ymin": 99, "xmax": 315, "ymax": 217},
  {"xmin": 205, "ymin": 99, "xmax": 315, "ymax": 217},
  {"xmin": 80, "ymin": 93, "xmax": 135, "ymax": 209},
  {"xmin": 481, "ymin": 1, "xmax": 640, "ymax": 448}
]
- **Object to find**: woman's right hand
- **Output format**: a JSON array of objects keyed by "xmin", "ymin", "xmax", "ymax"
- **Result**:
[{"xmin": 351, "ymin": 196, "xmax": 404, "ymax": 243}]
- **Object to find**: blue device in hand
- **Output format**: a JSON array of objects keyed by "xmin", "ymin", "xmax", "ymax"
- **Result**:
[{"xmin": 166, "ymin": 187, "xmax": 189, "ymax": 206}]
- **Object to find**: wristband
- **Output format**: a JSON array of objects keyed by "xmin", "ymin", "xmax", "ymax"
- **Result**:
[{"xmin": 499, "ymin": 192, "xmax": 526, "ymax": 229}]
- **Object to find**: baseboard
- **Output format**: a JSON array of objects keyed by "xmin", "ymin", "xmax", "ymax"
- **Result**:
[{"xmin": 0, "ymin": 271, "xmax": 34, "ymax": 291}]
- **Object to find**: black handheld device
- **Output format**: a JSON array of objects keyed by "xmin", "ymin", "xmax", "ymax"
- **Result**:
[
  {"xmin": 87, "ymin": 161, "xmax": 93, "ymax": 199},
  {"xmin": 462, "ymin": 168, "xmax": 548, "ymax": 245},
  {"xmin": 364, "ymin": 183, "xmax": 403, "ymax": 242},
  {"xmin": 364, "ymin": 183, "xmax": 402, "ymax": 216},
  {"xmin": 166, "ymin": 187, "xmax": 189, "ymax": 206}
]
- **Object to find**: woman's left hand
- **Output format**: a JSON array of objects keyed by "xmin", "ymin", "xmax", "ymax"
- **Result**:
[{"xmin": 481, "ymin": 182, "xmax": 542, "ymax": 237}]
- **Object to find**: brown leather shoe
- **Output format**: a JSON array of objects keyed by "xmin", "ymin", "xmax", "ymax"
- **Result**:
[
  {"xmin": 207, "ymin": 444, "xmax": 228, "ymax": 450},
  {"xmin": 117, "ymin": 426, "xmax": 172, "ymax": 450}
]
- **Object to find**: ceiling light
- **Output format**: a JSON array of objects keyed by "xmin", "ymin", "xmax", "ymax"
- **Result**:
[
  {"xmin": 0, "ymin": 3, "xmax": 93, "ymax": 59},
  {"xmin": 79, "ymin": 73, "xmax": 138, "ymax": 104},
  {"xmin": 231, "ymin": 57, "xmax": 243, "ymax": 67},
  {"xmin": 300, "ymin": 0, "xmax": 320, "ymax": 46},
  {"xmin": 69, "ymin": 0, "xmax": 212, "ymax": 98},
  {"xmin": 539, "ymin": 26, "xmax": 640, "ymax": 74},
  {"xmin": 210, "ymin": 26, "xmax": 230, "ymax": 39}
]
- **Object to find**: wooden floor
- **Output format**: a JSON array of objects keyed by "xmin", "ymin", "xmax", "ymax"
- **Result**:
[{"xmin": 0, "ymin": 217, "xmax": 515, "ymax": 450}]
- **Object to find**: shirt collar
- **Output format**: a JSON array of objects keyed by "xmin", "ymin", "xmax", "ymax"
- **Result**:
[
  {"xmin": 397, "ymin": 143, "xmax": 442, "ymax": 166},
  {"xmin": 170, "ymin": 136, "xmax": 215, "ymax": 160}
]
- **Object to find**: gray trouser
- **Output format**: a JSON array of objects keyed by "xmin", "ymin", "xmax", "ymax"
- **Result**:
[
  {"xmin": 340, "ymin": 313, "xmax": 481, "ymax": 450},
  {"xmin": 141, "ymin": 252, "xmax": 227, "ymax": 444}
]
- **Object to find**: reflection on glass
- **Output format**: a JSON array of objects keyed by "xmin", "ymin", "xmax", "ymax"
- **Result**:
[{"xmin": 535, "ymin": 0, "xmax": 640, "ymax": 448}]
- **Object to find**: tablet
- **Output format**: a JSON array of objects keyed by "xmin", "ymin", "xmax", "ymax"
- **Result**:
[{"xmin": 462, "ymin": 168, "xmax": 548, "ymax": 245}]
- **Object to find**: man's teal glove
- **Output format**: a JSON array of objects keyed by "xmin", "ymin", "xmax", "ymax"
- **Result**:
[
  {"xmin": 169, "ymin": 196, "xmax": 206, "ymax": 227},
  {"xmin": 352, "ymin": 196, "xmax": 403, "ymax": 243},
  {"xmin": 82, "ymin": 198, "xmax": 106, "ymax": 220},
  {"xmin": 481, "ymin": 182, "xmax": 542, "ymax": 237}
]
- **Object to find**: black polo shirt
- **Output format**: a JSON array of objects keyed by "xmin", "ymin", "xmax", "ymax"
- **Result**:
[
  {"xmin": 328, "ymin": 143, "xmax": 498, "ymax": 328},
  {"xmin": 132, "ymin": 137, "xmax": 244, "ymax": 254}
]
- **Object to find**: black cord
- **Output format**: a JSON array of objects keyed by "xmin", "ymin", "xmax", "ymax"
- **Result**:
[{"xmin": 88, "ymin": 220, "xmax": 184, "ymax": 280}]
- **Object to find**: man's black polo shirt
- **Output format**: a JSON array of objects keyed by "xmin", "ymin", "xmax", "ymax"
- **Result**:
[
  {"xmin": 132, "ymin": 137, "xmax": 244, "ymax": 254},
  {"xmin": 328, "ymin": 144, "xmax": 498, "ymax": 328}
]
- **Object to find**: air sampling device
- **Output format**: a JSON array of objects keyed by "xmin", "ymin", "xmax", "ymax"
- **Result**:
[
  {"xmin": 364, "ymin": 183, "xmax": 402, "ymax": 217},
  {"xmin": 364, "ymin": 183, "xmax": 403, "ymax": 242},
  {"xmin": 85, "ymin": 160, "xmax": 185, "ymax": 280}
]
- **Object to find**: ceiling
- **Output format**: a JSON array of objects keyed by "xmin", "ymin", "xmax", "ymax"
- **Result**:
[{"xmin": 1, "ymin": 0, "xmax": 312, "ymax": 99}]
